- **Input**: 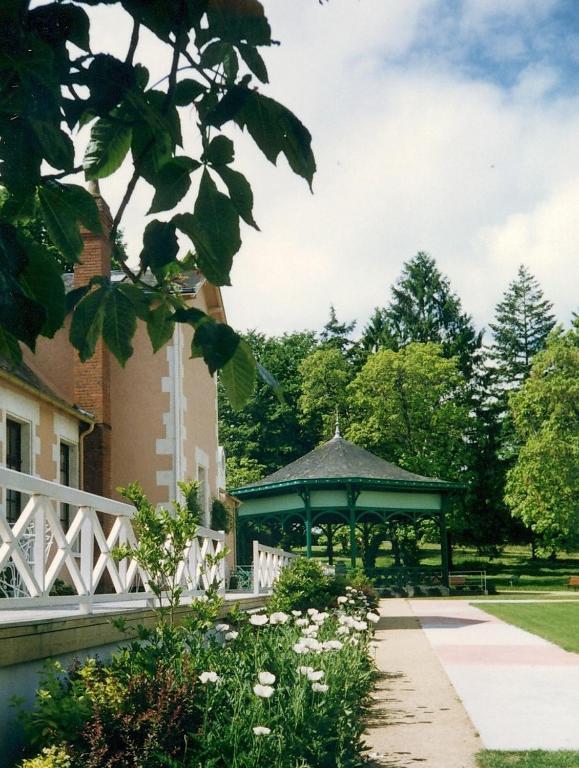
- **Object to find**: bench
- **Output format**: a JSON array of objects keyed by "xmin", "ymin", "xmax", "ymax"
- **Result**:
[
  {"xmin": 449, "ymin": 575, "xmax": 466, "ymax": 588},
  {"xmin": 568, "ymin": 576, "xmax": 579, "ymax": 590}
]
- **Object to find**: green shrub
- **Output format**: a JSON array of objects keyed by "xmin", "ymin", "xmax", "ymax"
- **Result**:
[
  {"xmin": 345, "ymin": 569, "xmax": 379, "ymax": 610},
  {"xmin": 21, "ymin": 746, "xmax": 71, "ymax": 768},
  {"xmin": 268, "ymin": 557, "xmax": 337, "ymax": 612}
]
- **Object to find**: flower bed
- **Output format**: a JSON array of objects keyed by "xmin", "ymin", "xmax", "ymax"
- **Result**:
[{"xmin": 19, "ymin": 585, "xmax": 379, "ymax": 767}]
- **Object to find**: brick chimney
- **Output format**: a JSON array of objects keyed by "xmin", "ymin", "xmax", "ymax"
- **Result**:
[{"xmin": 74, "ymin": 181, "xmax": 112, "ymax": 498}]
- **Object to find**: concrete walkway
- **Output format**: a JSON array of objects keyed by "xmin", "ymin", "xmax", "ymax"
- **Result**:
[
  {"xmin": 365, "ymin": 598, "xmax": 579, "ymax": 766},
  {"xmin": 411, "ymin": 599, "xmax": 579, "ymax": 750},
  {"xmin": 365, "ymin": 599, "xmax": 482, "ymax": 767}
]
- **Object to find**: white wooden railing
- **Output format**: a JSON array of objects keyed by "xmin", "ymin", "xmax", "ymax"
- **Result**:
[
  {"xmin": 252, "ymin": 540, "xmax": 298, "ymax": 595},
  {"xmin": 0, "ymin": 467, "xmax": 226, "ymax": 613}
]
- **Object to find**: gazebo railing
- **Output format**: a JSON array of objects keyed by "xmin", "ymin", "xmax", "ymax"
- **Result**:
[{"xmin": 363, "ymin": 566, "xmax": 445, "ymax": 591}]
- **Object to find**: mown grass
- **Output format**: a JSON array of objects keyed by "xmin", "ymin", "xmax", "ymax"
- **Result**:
[
  {"xmin": 306, "ymin": 543, "xmax": 579, "ymax": 593},
  {"xmin": 477, "ymin": 602, "xmax": 579, "ymax": 653},
  {"xmin": 476, "ymin": 750, "xmax": 579, "ymax": 768}
]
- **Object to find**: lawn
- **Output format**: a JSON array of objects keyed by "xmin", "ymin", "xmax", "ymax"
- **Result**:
[
  {"xmin": 304, "ymin": 543, "xmax": 579, "ymax": 594},
  {"xmin": 477, "ymin": 751, "xmax": 579, "ymax": 768},
  {"xmin": 477, "ymin": 602, "xmax": 579, "ymax": 653}
]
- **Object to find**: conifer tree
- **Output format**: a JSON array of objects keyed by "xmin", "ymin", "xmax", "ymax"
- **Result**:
[
  {"xmin": 489, "ymin": 265, "xmax": 556, "ymax": 386},
  {"xmin": 319, "ymin": 305, "xmax": 356, "ymax": 356},
  {"xmin": 384, "ymin": 252, "xmax": 482, "ymax": 379}
]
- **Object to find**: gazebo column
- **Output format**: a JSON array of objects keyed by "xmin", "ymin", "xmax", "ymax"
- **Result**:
[
  {"xmin": 440, "ymin": 496, "xmax": 450, "ymax": 587},
  {"xmin": 326, "ymin": 523, "xmax": 334, "ymax": 565},
  {"xmin": 302, "ymin": 488, "xmax": 312, "ymax": 558},
  {"xmin": 348, "ymin": 509, "xmax": 357, "ymax": 568}
]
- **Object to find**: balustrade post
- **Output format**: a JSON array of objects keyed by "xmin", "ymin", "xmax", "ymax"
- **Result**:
[
  {"xmin": 252, "ymin": 540, "xmax": 260, "ymax": 596},
  {"xmin": 79, "ymin": 507, "xmax": 94, "ymax": 613},
  {"xmin": 32, "ymin": 496, "xmax": 46, "ymax": 595}
]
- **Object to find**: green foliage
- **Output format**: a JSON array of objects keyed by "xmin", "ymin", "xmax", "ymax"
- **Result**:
[
  {"xmin": 20, "ymin": 746, "xmax": 71, "ymax": 768},
  {"xmin": 347, "ymin": 342, "xmax": 470, "ymax": 480},
  {"xmin": 210, "ymin": 498, "xmax": 231, "ymax": 534},
  {"xmin": 269, "ymin": 558, "xmax": 336, "ymax": 613},
  {"xmin": 21, "ymin": 591, "xmax": 376, "ymax": 767},
  {"xmin": 0, "ymin": 1, "xmax": 315, "ymax": 409},
  {"xmin": 299, "ymin": 347, "xmax": 352, "ymax": 441},
  {"xmin": 490, "ymin": 265, "xmax": 556, "ymax": 386},
  {"xmin": 219, "ymin": 330, "xmax": 318, "ymax": 483},
  {"xmin": 505, "ymin": 324, "xmax": 579, "ymax": 555},
  {"xmin": 115, "ymin": 482, "xmax": 204, "ymax": 625}
]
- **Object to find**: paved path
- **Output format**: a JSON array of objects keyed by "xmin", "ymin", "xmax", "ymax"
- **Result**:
[
  {"xmin": 365, "ymin": 599, "xmax": 482, "ymax": 767},
  {"xmin": 410, "ymin": 599, "xmax": 579, "ymax": 750}
]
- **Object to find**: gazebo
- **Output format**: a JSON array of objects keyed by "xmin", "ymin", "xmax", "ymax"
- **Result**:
[{"xmin": 231, "ymin": 429, "xmax": 463, "ymax": 588}]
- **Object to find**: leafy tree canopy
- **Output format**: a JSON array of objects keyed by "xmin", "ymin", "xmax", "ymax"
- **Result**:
[
  {"xmin": 298, "ymin": 347, "xmax": 351, "ymax": 442},
  {"xmin": 505, "ymin": 322, "xmax": 579, "ymax": 554},
  {"xmin": 0, "ymin": 0, "xmax": 315, "ymax": 409},
  {"xmin": 347, "ymin": 342, "xmax": 471, "ymax": 482},
  {"xmin": 318, "ymin": 304, "xmax": 356, "ymax": 356}
]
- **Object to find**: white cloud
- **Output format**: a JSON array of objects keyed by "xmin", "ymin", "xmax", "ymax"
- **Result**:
[{"xmin": 81, "ymin": 0, "xmax": 579, "ymax": 337}]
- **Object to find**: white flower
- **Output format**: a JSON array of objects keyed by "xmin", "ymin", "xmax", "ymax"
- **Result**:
[
  {"xmin": 353, "ymin": 620, "xmax": 368, "ymax": 631},
  {"xmin": 303, "ymin": 625, "xmax": 319, "ymax": 636},
  {"xmin": 336, "ymin": 625, "xmax": 350, "ymax": 635},
  {"xmin": 348, "ymin": 599, "xmax": 355, "ymax": 604},
  {"xmin": 258, "ymin": 671, "xmax": 276, "ymax": 685},
  {"xmin": 249, "ymin": 614, "xmax": 268, "ymax": 626},
  {"xmin": 293, "ymin": 643, "xmax": 308, "ymax": 654},
  {"xmin": 307, "ymin": 670, "xmax": 324, "ymax": 682},
  {"xmin": 298, "ymin": 666, "xmax": 314, "ymax": 675},
  {"xmin": 323, "ymin": 639, "xmax": 343, "ymax": 651},
  {"xmin": 253, "ymin": 726, "xmax": 271, "ymax": 736},
  {"xmin": 366, "ymin": 612, "xmax": 380, "ymax": 624},
  {"xmin": 311, "ymin": 682, "xmax": 329, "ymax": 693},
  {"xmin": 225, "ymin": 631, "xmax": 239, "ymax": 641},
  {"xmin": 307, "ymin": 608, "xmax": 318, "ymax": 616},
  {"xmin": 337, "ymin": 596, "xmax": 348, "ymax": 604},
  {"xmin": 291, "ymin": 610, "xmax": 302, "ymax": 617},
  {"xmin": 269, "ymin": 611, "xmax": 289, "ymax": 625},
  {"xmin": 345, "ymin": 586, "xmax": 353, "ymax": 592},
  {"xmin": 199, "ymin": 671, "xmax": 220, "ymax": 684},
  {"xmin": 215, "ymin": 623, "xmax": 229, "ymax": 632},
  {"xmin": 312, "ymin": 612, "xmax": 328, "ymax": 624},
  {"xmin": 300, "ymin": 637, "xmax": 322, "ymax": 651},
  {"xmin": 296, "ymin": 617, "xmax": 309, "ymax": 627},
  {"xmin": 253, "ymin": 684, "xmax": 275, "ymax": 698}
]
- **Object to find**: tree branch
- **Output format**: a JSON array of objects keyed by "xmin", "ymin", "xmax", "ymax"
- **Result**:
[{"xmin": 126, "ymin": 19, "xmax": 140, "ymax": 66}]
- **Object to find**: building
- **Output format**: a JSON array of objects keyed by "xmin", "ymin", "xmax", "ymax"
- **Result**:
[{"xmin": 0, "ymin": 184, "xmax": 230, "ymax": 537}]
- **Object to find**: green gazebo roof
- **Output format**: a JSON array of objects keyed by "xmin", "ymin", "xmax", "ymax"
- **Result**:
[{"xmin": 233, "ymin": 434, "xmax": 459, "ymax": 496}]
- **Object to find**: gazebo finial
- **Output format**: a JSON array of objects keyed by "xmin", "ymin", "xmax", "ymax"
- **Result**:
[{"xmin": 334, "ymin": 407, "xmax": 341, "ymax": 439}]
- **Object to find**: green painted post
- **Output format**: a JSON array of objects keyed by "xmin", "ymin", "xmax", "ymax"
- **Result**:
[
  {"xmin": 303, "ymin": 488, "xmax": 312, "ymax": 558},
  {"xmin": 440, "ymin": 496, "xmax": 450, "ymax": 588},
  {"xmin": 349, "ymin": 509, "xmax": 357, "ymax": 568}
]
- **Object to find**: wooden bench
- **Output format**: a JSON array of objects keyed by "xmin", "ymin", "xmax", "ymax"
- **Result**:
[
  {"xmin": 449, "ymin": 575, "xmax": 466, "ymax": 588},
  {"xmin": 567, "ymin": 576, "xmax": 579, "ymax": 590}
]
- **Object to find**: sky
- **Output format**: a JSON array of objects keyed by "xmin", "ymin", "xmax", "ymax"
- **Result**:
[{"xmin": 87, "ymin": 0, "xmax": 579, "ymax": 339}]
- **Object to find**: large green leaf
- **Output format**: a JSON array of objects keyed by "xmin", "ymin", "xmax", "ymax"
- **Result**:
[
  {"xmin": 214, "ymin": 165, "xmax": 258, "ymax": 229},
  {"xmin": 83, "ymin": 117, "xmax": 133, "ymax": 180},
  {"xmin": 221, "ymin": 338, "xmax": 256, "ymax": 410},
  {"xmin": 80, "ymin": 54, "xmax": 136, "ymax": 116},
  {"xmin": 147, "ymin": 303, "xmax": 175, "ymax": 352},
  {"xmin": 29, "ymin": 120, "xmax": 75, "ymax": 172},
  {"xmin": 19, "ymin": 243, "xmax": 66, "ymax": 337},
  {"xmin": 29, "ymin": 3, "xmax": 91, "ymax": 52},
  {"xmin": 69, "ymin": 285, "xmax": 107, "ymax": 361},
  {"xmin": 148, "ymin": 156, "xmax": 200, "ymax": 214},
  {"xmin": 194, "ymin": 320, "xmax": 240, "ymax": 374},
  {"xmin": 205, "ymin": 0, "xmax": 271, "ymax": 46},
  {"xmin": 174, "ymin": 169, "xmax": 240, "ymax": 286},
  {"xmin": 204, "ymin": 135, "xmax": 234, "ymax": 166},
  {"xmin": 237, "ymin": 43, "xmax": 268, "ymax": 83},
  {"xmin": 139, "ymin": 220, "xmax": 179, "ymax": 278},
  {"xmin": 206, "ymin": 84, "xmax": 251, "ymax": 129},
  {"xmin": 174, "ymin": 79, "xmax": 205, "ymax": 106},
  {"xmin": 102, "ymin": 286, "xmax": 137, "ymax": 366},
  {"xmin": 236, "ymin": 92, "xmax": 316, "ymax": 189},
  {"xmin": 38, "ymin": 182, "xmax": 102, "ymax": 263}
]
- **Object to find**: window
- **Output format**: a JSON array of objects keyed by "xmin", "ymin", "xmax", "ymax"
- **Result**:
[
  {"xmin": 60, "ymin": 441, "xmax": 71, "ymax": 531},
  {"xmin": 6, "ymin": 419, "xmax": 22, "ymax": 524}
]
